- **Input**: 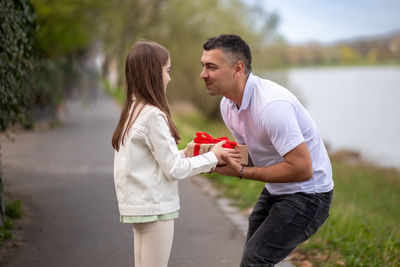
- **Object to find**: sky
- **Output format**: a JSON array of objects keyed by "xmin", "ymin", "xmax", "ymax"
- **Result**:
[{"xmin": 246, "ymin": 0, "xmax": 400, "ymax": 44}]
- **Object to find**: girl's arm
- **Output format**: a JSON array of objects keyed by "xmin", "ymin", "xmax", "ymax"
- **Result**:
[{"xmin": 147, "ymin": 113, "xmax": 218, "ymax": 180}]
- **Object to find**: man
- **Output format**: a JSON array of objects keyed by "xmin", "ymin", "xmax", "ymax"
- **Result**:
[{"xmin": 200, "ymin": 34, "xmax": 334, "ymax": 267}]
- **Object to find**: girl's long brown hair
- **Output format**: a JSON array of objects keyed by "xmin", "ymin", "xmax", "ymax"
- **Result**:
[{"xmin": 112, "ymin": 41, "xmax": 180, "ymax": 151}]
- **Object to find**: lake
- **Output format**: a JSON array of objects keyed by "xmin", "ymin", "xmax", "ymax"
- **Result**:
[{"xmin": 262, "ymin": 66, "xmax": 400, "ymax": 169}]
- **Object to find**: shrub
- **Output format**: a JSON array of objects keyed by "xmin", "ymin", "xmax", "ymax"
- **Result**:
[{"xmin": 0, "ymin": 0, "xmax": 36, "ymax": 131}]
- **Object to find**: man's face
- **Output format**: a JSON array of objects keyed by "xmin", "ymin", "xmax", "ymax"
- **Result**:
[{"xmin": 200, "ymin": 49, "xmax": 235, "ymax": 96}]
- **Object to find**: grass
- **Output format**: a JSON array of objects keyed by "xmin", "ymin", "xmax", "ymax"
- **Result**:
[
  {"xmin": 0, "ymin": 199, "xmax": 22, "ymax": 245},
  {"xmin": 174, "ymin": 108, "xmax": 400, "ymax": 267},
  {"xmin": 108, "ymin": 86, "xmax": 400, "ymax": 266},
  {"xmin": 296, "ymin": 161, "xmax": 400, "ymax": 266}
]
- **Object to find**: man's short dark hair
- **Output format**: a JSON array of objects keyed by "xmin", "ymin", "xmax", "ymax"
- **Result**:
[{"xmin": 203, "ymin": 34, "xmax": 252, "ymax": 74}]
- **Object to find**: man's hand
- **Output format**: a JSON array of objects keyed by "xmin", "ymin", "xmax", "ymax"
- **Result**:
[
  {"xmin": 214, "ymin": 147, "xmax": 243, "ymax": 177},
  {"xmin": 215, "ymin": 142, "xmax": 313, "ymax": 183}
]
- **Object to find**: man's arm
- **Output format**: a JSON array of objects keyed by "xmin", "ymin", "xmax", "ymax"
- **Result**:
[{"xmin": 214, "ymin": 142, "xmax": 313, "ymax": 183}]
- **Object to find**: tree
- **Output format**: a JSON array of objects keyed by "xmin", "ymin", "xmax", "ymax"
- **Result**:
[
  {"xmin": 0, "ymin": 0, "xmax": 36, "ymax": 226},
  {"xmin": 339, "ymin": 45, "xmax": 361, "ymax": 64},
  {"xmin": 29, "ymin": 0, "xmax": 108, "ymax": 106},
  {"xmin": 105, "ymin": 0, "xmax": 279, "ymax": 118},
  {"xmin": 31, "ymin": 0, "xmax": 103, "ymax": 58}
]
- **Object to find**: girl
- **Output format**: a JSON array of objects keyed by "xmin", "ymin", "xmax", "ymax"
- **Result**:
[{"xmin": 112, "ymin": 41, "xmax": 239, "ymax": 267}]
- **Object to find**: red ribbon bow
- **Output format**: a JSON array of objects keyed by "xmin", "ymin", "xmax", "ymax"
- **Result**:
[{"xmin": 192, "ymin": 132, "xmax": 238, "ymax": 156}]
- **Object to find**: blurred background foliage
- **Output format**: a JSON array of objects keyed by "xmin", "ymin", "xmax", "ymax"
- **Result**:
[
  {"xmin": 96, "ymin": 0, "xmax": 280, "ymax": 118},
  {"xmin": 1, "ymin": 0, "xmax": 36, "ymax": 131},
  {"xmin": 2, "ymin": 0, "xmax": 399, "ymax": 130},
  {"xmin": 1, "ymin": 0, "xmax": 281, "ymax": 128}
]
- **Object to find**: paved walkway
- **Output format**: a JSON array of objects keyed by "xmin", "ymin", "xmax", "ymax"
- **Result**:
[{"xmin": 0, "ymin": 94, "xmax": 247, "ymax": 266}]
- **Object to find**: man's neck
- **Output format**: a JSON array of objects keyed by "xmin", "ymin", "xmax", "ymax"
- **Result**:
[{"xmin": 230, "ymin": 74, "xmax": 250, "ymax": 109}]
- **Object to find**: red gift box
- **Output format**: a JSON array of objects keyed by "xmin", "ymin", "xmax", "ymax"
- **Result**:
[{"xmin": 186, "ymin": 132, "xmax": 248, "ymax": 165}]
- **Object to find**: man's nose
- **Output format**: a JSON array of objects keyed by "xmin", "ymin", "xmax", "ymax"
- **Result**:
[{"xmin": 200, "ymin": 68, "xmax": 207, "ymax": 79}]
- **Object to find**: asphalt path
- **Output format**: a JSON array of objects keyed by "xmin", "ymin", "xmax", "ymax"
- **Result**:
[{"xmin": 0, "ymin": 93, "xmax": 245, "ymax": 267}]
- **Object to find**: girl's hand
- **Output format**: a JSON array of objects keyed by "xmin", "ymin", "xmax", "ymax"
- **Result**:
[
  {"xmin": 211, "ymin": 141, "xmax": 242, "ymax": 165},
  {"xmin": 211, "ymin": 141, "xmax": 227, "ymax": 164}
]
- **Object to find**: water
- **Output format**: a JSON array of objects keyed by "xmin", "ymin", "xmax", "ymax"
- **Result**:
[{"xmin": 261, "ymin": 66, "xmax": 400, "ymax": 169}]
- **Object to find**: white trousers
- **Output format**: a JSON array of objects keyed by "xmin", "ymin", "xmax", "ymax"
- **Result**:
[{"xmin": 133, "ymin": 220, "xmax": 174, "ymax": 267}]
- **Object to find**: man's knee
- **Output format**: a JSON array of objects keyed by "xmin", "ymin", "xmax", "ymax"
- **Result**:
[{"xmin": 241, "ymin": 246, "xmax": 275, "ymax": 267}]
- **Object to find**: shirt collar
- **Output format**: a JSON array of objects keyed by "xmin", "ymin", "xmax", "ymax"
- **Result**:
[
  {"xmin": 238, "ymin": 72, "xmax": 256, "ymax": 111},
  {"xmin": 227, "ymin": 73, "xmax": 256, "ymax": 112}
]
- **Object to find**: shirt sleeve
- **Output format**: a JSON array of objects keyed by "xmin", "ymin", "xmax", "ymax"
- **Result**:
[
  {"xmin": 260, "ymin": 100, "xmax": 305, "ymax": 156},
  {"xmin": 146, "ymin": 112, "xmax": 218, "ymax": 180},
  {"xmin": 178, "ymin": 149, "xmax": 186, "ymax": 158}
]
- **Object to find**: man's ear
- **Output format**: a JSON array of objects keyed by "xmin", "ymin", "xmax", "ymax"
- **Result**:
[{"xmin": 234, "ymin": 60, "xmax": 245, "ymax": 75}]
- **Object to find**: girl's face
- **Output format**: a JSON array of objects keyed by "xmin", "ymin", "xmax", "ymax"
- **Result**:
[{"xmin": 162, "ymin": 57, "xmax": 171, "ymax": 91}]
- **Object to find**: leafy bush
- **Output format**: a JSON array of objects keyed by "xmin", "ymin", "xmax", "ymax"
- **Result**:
[{"xmin": 0, "ymin": 0, "xmax": 36, "ymax": 131}]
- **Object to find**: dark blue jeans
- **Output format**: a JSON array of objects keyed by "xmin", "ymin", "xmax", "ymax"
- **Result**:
[{"xmin": 240, "ymin": 188, "xmax": 333, "ymax": 267}]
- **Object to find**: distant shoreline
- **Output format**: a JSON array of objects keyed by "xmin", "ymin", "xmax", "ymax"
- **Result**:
[{"xmin": 329, "ymin": 148, "xmax": 400, "ymax": 173}]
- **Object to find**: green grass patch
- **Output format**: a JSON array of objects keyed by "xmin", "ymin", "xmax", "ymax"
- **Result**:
[
  {"xmin": 5, "ymin": 199, "xmax": 22, "ymax": 219},
  {"xmin": 0, "ymin": 199, "xmax": 23, "ymax": 245},
  {"xmin": 0, "ymin": 218, "xmax": 13, "ymax": 243},
  {"xmin": 297, "ymin": 161, "xmax": 400, "ymax": 266},
  {"xmin": 204, "ymin": 172, "xmax": 265, "ymax": 210}
]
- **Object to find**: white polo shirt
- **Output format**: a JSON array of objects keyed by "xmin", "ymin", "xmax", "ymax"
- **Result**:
[{"xmin": 220, "ymin": 73, "xmax": 334, "ymax": 195}]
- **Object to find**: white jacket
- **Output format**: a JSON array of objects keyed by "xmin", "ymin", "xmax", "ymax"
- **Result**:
[{"xmin": 113, "ymin": 104, "xmax": 218, "ymax": 216}]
